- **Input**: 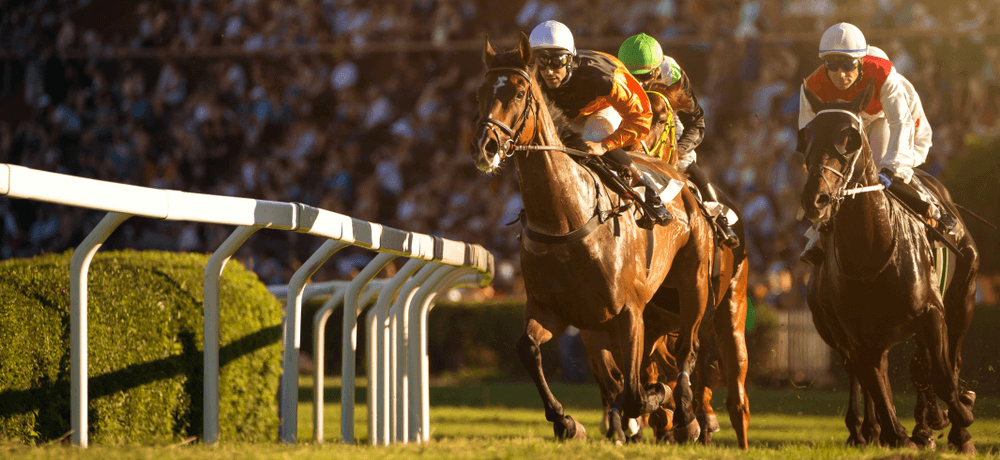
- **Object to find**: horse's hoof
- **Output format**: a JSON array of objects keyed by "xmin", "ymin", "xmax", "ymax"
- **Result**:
[
  {"xmin": 555, "ymin": 415, "xmax": 586, "ymax": 440},
  {"xmin": 699, "ymin": 428, "xmax": 713, "ymax": 445},
  {"xmin": 948, "ymin": 440, "xmax": 976, "ymax": 455},
  {"xmin": 911, "ymin": 430, "xmax": 936, "ymax": 450},
  {"xmin": 846, "ymin": 435, "xmax": 867, "ymax": 448},
  {"xmin": 673, "ymin": 418, "xmax": 701, "ymax": 443},
  {"xmin": 607, "ymin": 410, "xmax": 626, "ymax": 445},
  {"xmin": 697, "ymin": 414, "xmax": 721, "ymax": 433},
  {"xmin": 960, "ymin": 390, "xmax": 976, "ymax": 408},
  {"xmin": 626, "ymin": 417, "xmax": 642, "ymax": 437}
]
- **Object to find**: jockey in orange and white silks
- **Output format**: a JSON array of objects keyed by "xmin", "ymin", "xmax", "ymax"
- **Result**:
[
  {"xmin": 529, "ymin": 20, "xmax": 672, "ymax": 227},
  {"xmin": 529, "ymin": 20, "xmax": 651, "ymax": 153},
  {"xmin": 798, "ymin": 23, "xmax": 931, "ymax": 186}
]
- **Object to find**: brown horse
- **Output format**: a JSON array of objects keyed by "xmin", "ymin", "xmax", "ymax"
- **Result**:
[
  {"xmin": 583, "ymin": 82, "xmax": 750, "ymax": 448},
  {"xmin": 798, "ymin": 81, "xmax": 978, "ymax": 453},
  {"xmin": 470, "ymin": 33, "xmax": 713, "ymax": 442}
]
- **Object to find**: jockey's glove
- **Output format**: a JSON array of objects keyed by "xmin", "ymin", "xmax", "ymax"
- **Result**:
[{"xmin": 877, "ymin": 167, "xmax": 894, "ymax": 188}]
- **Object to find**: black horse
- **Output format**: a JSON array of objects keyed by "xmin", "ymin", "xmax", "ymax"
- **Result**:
[{"xmin": 798, "ymin": 80, "xmax": 978, "ymax": 453}]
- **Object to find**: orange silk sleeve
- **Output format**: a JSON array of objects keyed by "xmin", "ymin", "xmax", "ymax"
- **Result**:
[{"xmin": 600, "ymin": 68, "xmax": 652, "ymax": 150}]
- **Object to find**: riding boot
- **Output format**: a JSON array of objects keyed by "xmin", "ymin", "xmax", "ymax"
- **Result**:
[
  {"xmin": 688, "ymin": 163, "xmax": 739, "ymax": 247},
  {"xmin": 887, "ymin": 180, "xmax": 958, "ymax": 235},
  {"xmin": 799, "ymin": 223, "xmax": 828, "ymax": 266},
  {"xmin": 626, "ymin": 162, "xmax": 674, "ymax": 227}
]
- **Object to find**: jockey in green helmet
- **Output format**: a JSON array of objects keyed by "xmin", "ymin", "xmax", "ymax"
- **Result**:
[{"xmin": 618, "ymin": 33, "xmax": 739, "ymax": 248}]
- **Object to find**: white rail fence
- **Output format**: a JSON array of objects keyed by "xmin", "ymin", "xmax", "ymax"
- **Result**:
[{"xmin": 0, "ymin": 163, "xmax": 494, "ymax": 447}]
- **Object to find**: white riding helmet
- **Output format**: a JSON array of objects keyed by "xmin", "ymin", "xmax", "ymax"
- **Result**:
[
  {"xmin": 819, "ymin": 23, "xmax": 867, "ymax": 59},
  {"xmin": 529, "ymin": 20, "xmax": 576, "ymax": 56}
]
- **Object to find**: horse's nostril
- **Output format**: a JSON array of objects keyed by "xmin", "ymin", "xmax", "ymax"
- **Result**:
[
  {"xmin": 816, "ymin": 194, "xmax": 830, "ymax": 206},
  {"xmin": 484, "ymin": 138, "xmax": 499, "ymax": 154}
]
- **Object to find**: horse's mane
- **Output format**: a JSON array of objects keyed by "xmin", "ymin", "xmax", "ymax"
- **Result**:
[
  {"xmin": 488, "ymin": 46, "xmax": 589, "ymax": 153},
  {"xmin": 647, "ymin": 80, "xmax": 693, "ymax": 113}
]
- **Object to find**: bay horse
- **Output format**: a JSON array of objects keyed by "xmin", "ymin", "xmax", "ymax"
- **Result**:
[
  {"xmin": 470, "ymin": 33, "xmax": 712, "ymax": 442},
  {"xmin": 583, "ymin": 82, "xmax": 750, "ymax": 448},
  {"xmin": 798, "ymin": 80, "xmax": 978, "ymax": 453}
]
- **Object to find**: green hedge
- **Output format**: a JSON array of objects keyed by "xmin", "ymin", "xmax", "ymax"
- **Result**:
[{"xmin": 0, "ymin": 250, "xmax": 282, "ymax": 444}]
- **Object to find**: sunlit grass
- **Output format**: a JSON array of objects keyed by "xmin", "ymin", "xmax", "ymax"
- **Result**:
[{"xmin": 2, "ymin": 375, "xmax": 998, "ymax": 459}]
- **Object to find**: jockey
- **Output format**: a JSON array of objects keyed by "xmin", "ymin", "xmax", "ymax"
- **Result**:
[
  {"xmin": 797, "ymin": 22, "xmax": 956, "ymax": 266},
  {"xmin": 528, "ymin": 20, "xmax": 672, "ymax": 227},
  {"xmin": 618, "ymin": 32, "xmax": 739, "ymax": 248}
]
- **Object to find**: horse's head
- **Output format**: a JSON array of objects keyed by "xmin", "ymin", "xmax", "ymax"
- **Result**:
[
  {"xmin": 470, "ymin": 32, "xmax": 538, "ymax": 173},
  {"xmin": 638, "ymin": 81, "xmax": 687, "ymax": 164},
  {"xmin": 797, "ymin": 79, "xmax": 874, "ymax": 223}
]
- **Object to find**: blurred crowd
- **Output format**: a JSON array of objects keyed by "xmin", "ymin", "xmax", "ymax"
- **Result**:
[{"xmin": 1, "ymin": 0, "xmax": 998, "ymax": 306}]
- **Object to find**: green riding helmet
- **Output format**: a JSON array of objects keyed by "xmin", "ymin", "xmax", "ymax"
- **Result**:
[{"xmin": 618, "ymin": 33, "xmax": 683, "ymax": 85}]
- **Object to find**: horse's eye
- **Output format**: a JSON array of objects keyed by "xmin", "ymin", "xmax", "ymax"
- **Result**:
[{"xmin": 517, "ymin": 90, "xmax": 525, "ymax": 99}]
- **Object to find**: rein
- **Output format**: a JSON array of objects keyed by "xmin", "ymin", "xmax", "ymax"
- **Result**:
[{"xmin": 642, "ymin": 91, "xmax": 676, "ymax": 162}]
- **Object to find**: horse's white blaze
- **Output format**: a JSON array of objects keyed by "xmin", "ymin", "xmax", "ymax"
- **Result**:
[{"xmin": 492, "ymin": 76, "xmax": 508, "ymax": 96}]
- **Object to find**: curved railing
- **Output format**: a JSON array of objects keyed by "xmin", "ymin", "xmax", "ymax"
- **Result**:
[{"xmin": 0, "ymin": 163, "xmax": 494, "ymax": 446}]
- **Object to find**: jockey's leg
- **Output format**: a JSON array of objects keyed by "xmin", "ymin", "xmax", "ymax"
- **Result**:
[
  {"xmin": 886, "ymin": 177, "xmax": 958, "ymax": 233},
  {"xmin": 685, "ymin": 162, "xmax": 738, "ymax": 248},
  {"xmin": 603, "ymin": 148, "xmax": 673, "ymax": 226},
  {"xmin": 799, "ymin": 221, "xmax": 830, "ymax": 266},
  {"xmin": 583, "ymin": 108, "xmax": 672, "ymax": 226}
]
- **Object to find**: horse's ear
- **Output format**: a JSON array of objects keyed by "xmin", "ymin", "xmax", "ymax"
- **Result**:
[
  {"xmin": 518, "ymin": 31, "xmax": 532, "ymax": 66},
  {"xmin": 854, "ymin": 79, "xmax": 875, "ymax": 114},
  {"xmin": 483, "ymin": 34, "xmax": 498, "ymax": 68},
  {"xmin": 796, "ymin": 127, "xmax": 809, "ymax": 154},
  {"xmin": 802, "ymin": 80, "xmax": 823, "ymax": 113}
]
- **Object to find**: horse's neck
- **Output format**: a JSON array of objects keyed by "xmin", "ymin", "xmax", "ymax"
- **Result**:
[
  {"xmin": 514, "ymin": 96, "xmax": 597, "ymax": 234},
  {"xmin": 832, "ymin": 155, "xmax": 896, "ymax": 270}
]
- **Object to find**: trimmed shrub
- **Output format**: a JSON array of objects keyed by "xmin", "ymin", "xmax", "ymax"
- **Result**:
[{"xmin": 0, "ymin": 250, "xmax": 282, "ymax": 444}]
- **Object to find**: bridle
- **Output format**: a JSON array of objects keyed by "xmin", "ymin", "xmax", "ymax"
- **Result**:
[
  {"xmin": 475, "ymin": 66, "xmax": 593, "ymax": 159},
  {"xmin": 475, "ymin": 67, "xmax": 537, "ymax": 158},
  {"xmin": 807, "ymin": 108, "xmax": 896, "ymax": 280},
  {"xmin": 805, "ymin": 109, "xmax": 885, "ymax": 215},
  {"xmin": 642, "ymin": 90, "xmax": 676, "ymax": 163}
]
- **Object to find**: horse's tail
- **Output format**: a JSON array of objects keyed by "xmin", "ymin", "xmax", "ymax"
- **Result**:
[{"xmin": 954, "ymin": 203, "xmax": 998, "ymax": 230}]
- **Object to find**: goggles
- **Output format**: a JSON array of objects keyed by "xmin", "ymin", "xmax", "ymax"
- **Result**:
[
  {"xmin": 536, "ymin": 53, "xmax": 572, "ymax": 70},
  {"xmin": 633, "ymin": 71, "xmax": 656, "ymax": 83},
  {"xmin": 824, "ymin": 59, "xmax": 859, "ymax": 72}
]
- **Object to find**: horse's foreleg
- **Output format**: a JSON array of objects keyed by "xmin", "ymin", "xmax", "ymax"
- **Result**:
[
  {"xmin": 608, "ymin": 305, "xmax": 648, "ymax": 422},
  {"xmin": 580, "ymin": 330, "xmax": 628, "ymax": 444},
  {"xmin": 712, "ymin": 272, "xmax": 750, "ymax": 450},
  {"xmin": 854, "ymin": 349, "xmax": 913, "ymax": 448},
  {"xmin": 671, "ymin": 273, "xmax": 708, "ymax": 443},
  {"xmin": 945, "ymin": 242, "xmax": 978, "ymax": 410},
  {"xmin": 842, "ymin": 362, "xmax": 867, "ymax": 446},
  {"xmin": 693, "ymin": 333, "xmax": 720, "ymax": 446},
  {"xmin": 517, "ymin": 314, "xmax": 585, "ymax": 440},
  {"xmin": 910, "ymin": 342, "xmax": 948, "ymax": 449}
]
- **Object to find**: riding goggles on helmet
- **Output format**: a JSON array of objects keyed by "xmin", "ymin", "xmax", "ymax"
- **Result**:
[
  {"xmin": 633, "ymin": 71, "xmax": 656, "ymax": 83},
  {"xmin": 824, "ymin": 59, "xmax": 859, "ymax": 72},
  {"xmin": 536, "ymin": 53, "xmax": 572, "ymax": 70}
]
